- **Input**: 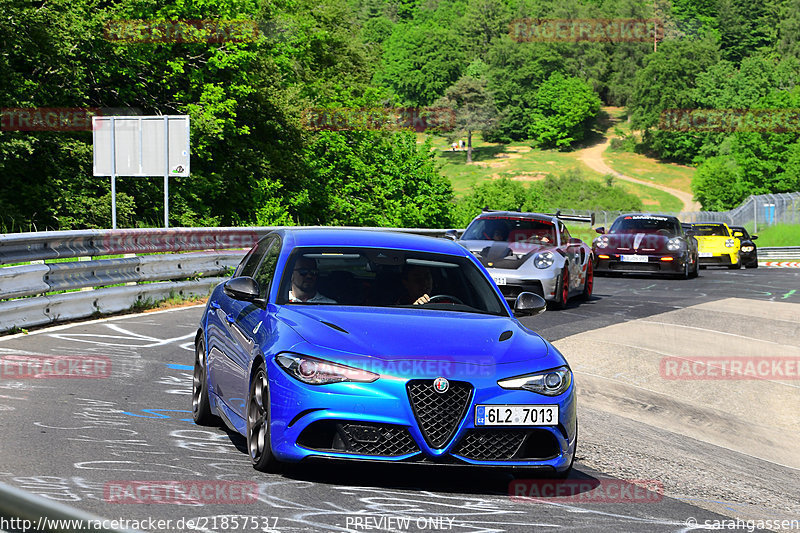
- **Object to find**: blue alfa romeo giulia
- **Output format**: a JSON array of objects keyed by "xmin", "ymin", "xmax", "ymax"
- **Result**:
[{"xmin": 192, "ymin": 229, "xmax": 577, "ymax": 476}]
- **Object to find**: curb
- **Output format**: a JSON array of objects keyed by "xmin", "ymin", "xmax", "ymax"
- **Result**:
[{"xmin": 759, "ymin": 261, "xmax": 800, "ymax": 268}]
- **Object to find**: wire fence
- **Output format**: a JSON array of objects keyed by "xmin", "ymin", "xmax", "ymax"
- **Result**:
[{"xmin": 554, "ymin": 192, "xmax": 800, "ymax": 231}]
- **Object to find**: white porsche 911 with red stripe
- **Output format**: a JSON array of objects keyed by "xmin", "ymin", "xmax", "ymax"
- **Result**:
[{"xmin": 454, "ymin": 211, "xmax": 595, "ymax": 309}]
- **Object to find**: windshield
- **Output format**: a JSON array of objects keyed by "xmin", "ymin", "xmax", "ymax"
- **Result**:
[
  {"xmin": 609, "ymin": 216, "xmax": 680, "ymax": 235},
  {"xmin": 730, "ymin": 227, "xmax": 749, "ymax": 238},
  {"xmin": 277, "ymin": 247, "xmax": 507, "ymax": 316},
  {"xmin": 462, "ymin": 216, "xmax": 557, "ymax": 245},
  {"xmin": 693, "ymin": 225, "xmax": 730, "ymax": 237}
]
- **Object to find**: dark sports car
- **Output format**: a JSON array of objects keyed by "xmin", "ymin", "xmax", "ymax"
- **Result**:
[
  {"xmin": 193, "ymin": 229, "xmax": 578, "ymax": 476},
  {"xmin": 593, "ymin": 214, "xmax": 698, "ymax": 278},
  {"xmin": 729, "ymin": 226, "xmax": 759, "ymax": 268}
]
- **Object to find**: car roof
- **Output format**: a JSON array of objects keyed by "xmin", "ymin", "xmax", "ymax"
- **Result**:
[
  {"xmin": 694, "ymin": 222, "xmax": 727, "ymax": 227},
  {"xmin": 275, "ymin": 228, "xmax": 469, "ymax": 256},
  {"xmin": 616, "ymin": 213, "xmax": 680, "ymax": 221},
  {"xmin": 473, "ymin": 211, "xmax": 557, "ymax": 223}
]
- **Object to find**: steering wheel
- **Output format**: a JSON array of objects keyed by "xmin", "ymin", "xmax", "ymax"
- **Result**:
[{"xmin": 427, "ymin": 294, "xmax": 465, "ymax": 305}]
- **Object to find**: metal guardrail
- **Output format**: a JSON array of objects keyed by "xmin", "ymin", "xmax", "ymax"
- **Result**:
[
  {"xmin": 0, "ymin": 226, "xmax": 455, "ymax": 333},
  {"xmin": 0, "ymin": 481, "xmax": 142, "ymax": 533},
  {"xmin": 758, "ymin": 246, "xmax": 800, "ymax": 259}
]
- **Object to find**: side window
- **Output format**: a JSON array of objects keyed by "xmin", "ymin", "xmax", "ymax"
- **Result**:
[
  {"xmin": 237, "ymin": 241, "xmax": 265, "ymax": 278},
  {"xmin": 253, "ymin": 238, "xmax": 281, "ymax": 298},
  {"xmin": 560, "ymin": 223, "xmax": 570, "ymax": 244}
]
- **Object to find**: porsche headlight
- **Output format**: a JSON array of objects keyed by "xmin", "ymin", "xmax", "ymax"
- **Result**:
[
  {"xmin": 594, "ymin": 236, "xmax": 609, "ymax": 249},
  {"xmin": 534, "ymin": 251, "xmax": 555, "ymax": 269},
  {"xmin": 666, "ymin": 237, "xmax": 683, "ymax": 251},
  {"xmin": 741, "ymin": 246, "xmax": 754, "ymax": 252},
  {"xmin": 276, "ymin": 354, "xmax": 378, "ymax": 385},
  {"xmin": 725, "ymin": 239, "xmax": 735, "ymax": 248},
  {"xmin": 497, "ymin": 366, "xmax": 572, "ymax": 396}
]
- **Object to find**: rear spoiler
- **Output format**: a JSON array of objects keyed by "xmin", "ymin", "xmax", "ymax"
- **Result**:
[{"xmin": 482, "ymin": 207, "xmax": 595, "ymax": 225}]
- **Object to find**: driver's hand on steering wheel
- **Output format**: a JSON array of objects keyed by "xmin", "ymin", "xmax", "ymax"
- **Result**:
[{"xmin": 413, "ymin": 294, "xmax": 431, "ymax": 305}]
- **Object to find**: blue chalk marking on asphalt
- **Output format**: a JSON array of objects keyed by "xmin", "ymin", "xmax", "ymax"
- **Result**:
[
  {"xmin": 122, "ymin": 408, "xmax": 192, "ymax": 419},
  {"xmin": 167, "ymin": 363, "xmax": 193, "ymax": 370}
]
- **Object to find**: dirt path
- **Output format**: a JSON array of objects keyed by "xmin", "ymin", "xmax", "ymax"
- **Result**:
[{"xmin": 576, "ymin": 136, "xmax": 702, "ymax": 213}]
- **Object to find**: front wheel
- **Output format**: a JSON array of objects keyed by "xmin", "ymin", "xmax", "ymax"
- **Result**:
[
  {"xmin": 247, "ymin": 363, "xmax": 281, "ymax": 473},
  {"xmin": 552, "ymin": 267, "xmax": 570, "ymax": 310},
  {"xmin": 192, "ymin": 338, "xmax": 218, "ymax": 426}
]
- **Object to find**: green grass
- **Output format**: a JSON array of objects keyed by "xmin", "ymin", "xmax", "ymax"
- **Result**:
[
  {"xmin": 424, "ymin": 133, "xmax": 603, "ymax": 196},
  {"xmin": 604, "ymin": 151, "xmax": 695, "ymax": 194},
  {"xmin": 745, "ymin": 224, "xmax": 800, "ymax": 247}
]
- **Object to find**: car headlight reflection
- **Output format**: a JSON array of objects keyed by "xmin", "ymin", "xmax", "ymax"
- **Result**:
[
  {"xmin": 276, "ymin": 353, "xmax": 379, "ymax": 385},
  {"xmin": 497, "ymin": 366, "xmax": 572, "ymax": 396},
  {"xmin": 725, "ymin": 239, "xmax": 735, "ymax": 248},
  {"xmin": 666, "ymin": 237, "xmax": 683, "ymax": 251},
  {"xmin": 534, "ymin": 251, "xmax": 555, "ymax": 269}
]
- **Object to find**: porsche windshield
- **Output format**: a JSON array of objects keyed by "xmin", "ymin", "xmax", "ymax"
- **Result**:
[
  {"xmin": 277, "ymin": 247, "xmax": 507, "ymax": 315},
  {"xmin": 693, "ymin": 225, "xmax": 730, "ymax": 237},
  {"xmin": 462, "ymin": 217, "xmax": 557, "ymax": 245},
  {"xmin": 609, "ymin": 216, "xmax": 680, "ymax": 235}
]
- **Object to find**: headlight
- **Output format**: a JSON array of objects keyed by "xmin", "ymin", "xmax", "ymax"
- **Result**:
[
  {"xmin": 533, "ymin": 251, "xmax": 555, "ymax": 269},
  {"xmin": 666, "ymin": 237, "xmax": 683, "ymax": 251},
  {"xmin": 276, "ymin": 353, "xmax": 378, "ymax": 385},
  {"xmin": 741, "ymin": 246, "xmax": 754, "ymax": 252},
  {"xmin": 725, "ymin": 239, "xmax": 735, "ymax": 248},
  {"xmin": 497, "ymin": 366, "xmax": 572, "ymax": 396},
  {"xmin": 594, "ymin": 236, "xmax": 609, "ymax": 249}
]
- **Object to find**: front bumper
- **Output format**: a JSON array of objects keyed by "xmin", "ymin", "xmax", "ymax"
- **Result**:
[
  {"xmin": 698, "ymin": 252, "xmax": 738, "ymax": 265},
  {"xmin": 266, "ymin": 359, "xmax": 577, "ymax": 472},
  {"xmin": 594, "ymin": 253, "xmax": 689, "ymax": 274},
  {"xmin": 486, "ymin": 268, "xmax": 560, "ymax": 302}
]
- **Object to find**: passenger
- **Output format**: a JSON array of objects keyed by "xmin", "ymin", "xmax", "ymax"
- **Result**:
[{"xmin": 288, "ymin": 257, "xmax": 336, "ymax": 303}]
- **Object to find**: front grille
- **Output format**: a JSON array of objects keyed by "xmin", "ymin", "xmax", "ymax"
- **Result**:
[
  {"xmin": 453, "ymin": 428, "xmax": 561, "ymax": 461},
  {"xmin": 407, "ymin": 380, "xmax": 473, "ymax": 449},
  {"xmin": 297, "ymin": 421, "xmax": 418, "ymax": 456},
  {"xmin": 499, "ymin": 282, "xmax": 543, "ymax": 300},
  {"xmin": 698, "ymin": 255, "xmax": 730, "ymax": 264},
  {"xmin": 609, "ymin": 262, "xmax": 659, "ymax": 272},
  {"xmin": 454, "ymin": 429, "xmax": 526, "ymax": 460}
]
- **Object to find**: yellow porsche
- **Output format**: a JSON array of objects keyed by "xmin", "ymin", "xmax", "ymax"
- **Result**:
[{"xmin": 691, "ymin": 223, "xmax": 741, "ymax": 269}]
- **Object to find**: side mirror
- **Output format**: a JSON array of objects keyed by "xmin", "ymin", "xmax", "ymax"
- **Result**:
[
  {"xmin": 751, "ymin": 235, "xmax": 758, "ymax": 240},
  {"xmin": 513, "ymin": 292, "xmax": 547, "ymax": 317},
  {"xmin": 685, "ymin": 230, "xmax": 695, "ymax": 236},
  {"xmin": 224, "ymin": 276, "xmax": 261, "ymax": 302},
  {"xmin": 444, "ymin": 229, "xmax": 459, "ymax": 241},
  {"xmin": 594, "ymin": 227, "xmax": 605, "ymax": 235},
  {"xmin": 733, "ymin": 231, "xmax": 743, "ymax": 237},
  {"xmin": 568, "ymin": 237, "xmax": 582, "ymax": 244}
]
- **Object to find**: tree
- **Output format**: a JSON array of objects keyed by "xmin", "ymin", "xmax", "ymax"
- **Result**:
[
  {"xmin": 528, "ymin": 72, "xmax": 601, "ymax": 149},
  {"xmin": 691, "ymin": 156, "xmax": 749, "ymax": 210},
  {"xmin": 435, "ymin": 75, "xmax": 497, "ymax": 163}
]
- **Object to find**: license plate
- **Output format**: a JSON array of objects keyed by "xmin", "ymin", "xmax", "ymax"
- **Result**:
[
  {"xmin": 699, "ymin": 252, "xmax": 713, "ymax": 257},
  {"xmin": 492, "ymin": 276, "xmax": 507, "ymax": 286},
  {"xmin": 620, "ymin": 255, "xmax": 648, "ymax": 263},
  {"xmin": 475, "ymin": 405, "xmax": 558, "ymax": 426}
]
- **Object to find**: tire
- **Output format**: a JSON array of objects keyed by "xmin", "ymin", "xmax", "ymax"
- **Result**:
[
  {"xmin": 553, "ymin": 267, "xmax": 570, "ymax": 310},
  {"xmin": 192, "ymin": 337, "xmax": 218, "ymax": 426},
  {"xmin": 679, "ymin": 258, "xmax": 690, "ymax": 279},
  {"xmin": 690, "ymin": 254, "xmax": 699, "ymax": 278},
  {"xmin": 746, "ymin": 253, "xmax": 758, "ymax": 268},
  {"xmin": 246, "ymin": 362, "xmax": 281, "ymax": 473},
  {"xmin": 579, "ymin": 260, "xmax": 593, "ymax": 301}
]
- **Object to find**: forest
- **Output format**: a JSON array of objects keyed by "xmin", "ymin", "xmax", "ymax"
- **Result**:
[{"xmin": 1, "ymin": 0, "xmax": 799, "ymax": 231}]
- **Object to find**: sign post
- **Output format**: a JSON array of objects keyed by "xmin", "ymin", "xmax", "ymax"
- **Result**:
[{"xmin": 92, "ymin": 115, "xmax": 190, "ymax": 228}]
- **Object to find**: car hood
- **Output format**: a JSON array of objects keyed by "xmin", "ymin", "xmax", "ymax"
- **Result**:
[
  {"xmin": 459, "ymin": 239, "xmax": 551, "ymax": 269},
  {"xmin": 274, "ymin": 305, "xmax": 549, "ymax": 365},
  {"xmin": 598, "ymin": 233, "xmax": 674, "ymax": 252}
]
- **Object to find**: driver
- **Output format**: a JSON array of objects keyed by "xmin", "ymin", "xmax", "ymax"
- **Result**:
[
  {"xmin": 289, "ymin": 256, "xmax": 337, "ymax": 303},
  {"xmin": 399, "ymin": 264, "xmax": 433, "ymax": 305}
]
